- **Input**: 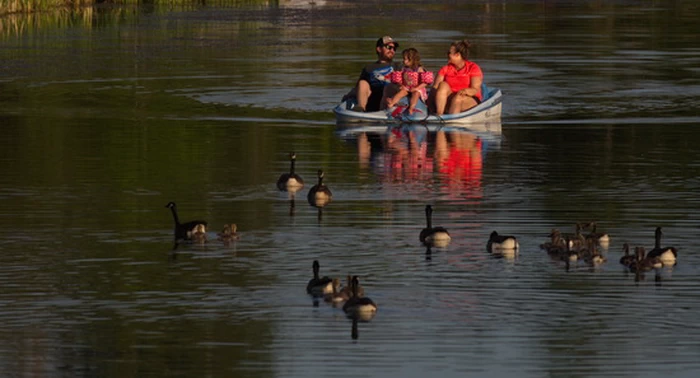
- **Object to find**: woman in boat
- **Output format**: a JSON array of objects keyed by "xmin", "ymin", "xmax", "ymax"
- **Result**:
[
  {"xmin": 428, "ymin": 39, "xmax": 484, "ymax": 116},
  {"xmin": 342, "ymin": 36, "xmax": 401, "ymax": 112}
]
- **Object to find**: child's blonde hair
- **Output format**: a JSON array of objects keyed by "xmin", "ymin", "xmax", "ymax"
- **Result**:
[{"xmin": 402, "ymin": 48, "xmax": 423, "ymax": 70}]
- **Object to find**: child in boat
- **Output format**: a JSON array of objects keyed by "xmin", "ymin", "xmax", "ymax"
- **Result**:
[
  {"xmin": 385, "ymin": 48, "xmax": 434, "ymax": 114},
  {"xmin": 428, "ymin": 39, "xmax": 483, "ymax": 116}
]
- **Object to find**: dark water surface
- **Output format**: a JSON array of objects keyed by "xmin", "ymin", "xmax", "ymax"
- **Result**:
[{"xmin": 2, "ymin": 1, "xmax": 700, "ymax": 376}]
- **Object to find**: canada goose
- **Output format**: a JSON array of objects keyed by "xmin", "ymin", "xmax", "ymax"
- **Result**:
[
  {"xmin": 324, "ymin": 278, "xmax": 350, "ymax": 305},
  {"xmin": 585, "ymin": 222, "xmax": 610, "ymax": 248},
  {"xmin": 340, "ymin": 274, "xmax": 365, "ymax": 298},
  {"xmin": 563, "ymin": 223, "xmax": 586, "ymax": 250},
  {"xmin": 191, "ymin": 223, "xmax": 207, "ymax": 243},
  {"xmin": 343, "ymin": 276, "xmax": 377, "ymax": 319},
  {"xmin": 306, "ymin": 260, "xmax": 333, "ymax": 297},
  {"xmin": 620, "ymin": 243, "xmax": 636, "ymax": 268},
  {"xmin": 629, "ymin": 246, "xmax": 662, "ymax": 273},
  {"xmin": 561, "ymin": 237, "xmax": 579, "ymax": 263},
  {"xmin": 277, "ymin": 152, "xmax": 304, "ymax": 192},
  {"xmin": 541, "ymin": 229, "xmax": 566, "ymax": 255},
  {"xmin": 542, "ymin": 229, "xmax": 567, "ymax": 257},
  {"xmin": 487, "ymin": 231, "xmax": 519, "ymax": 253},
  {"xmin": 561, "ymin": 237, "xmax": 579, "ymax": 272},
  {"xmin": 217, "ymin": 224, "xmax": 240, "ymax": 242},
  {"xmin": 646, "ymin": 227, "xmax": 677, "ymax": 265},
  {"xmin": 419, "ymin": 205, "xmax": 451, "ymax": 247},
  {"xmin": 307, "ymin": 170, "xmax": 332, "ymax": 207},
  {"xmin": 165, "ymin": 202, "xmax": 208, "ymax": 242},
  {"xmin": 582, "ymin": 238, "xmax": 606, "ymax": 265}
]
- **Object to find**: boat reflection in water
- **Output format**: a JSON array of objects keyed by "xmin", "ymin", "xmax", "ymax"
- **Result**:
[{"xmin": 337, "ymin": 120, "xmax": 502, "ymax": 198}]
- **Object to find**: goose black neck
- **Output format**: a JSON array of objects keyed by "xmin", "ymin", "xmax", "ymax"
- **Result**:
[
  {"xmin": 290, "ymin": 158, "xmax": 296, "ymax": 174},
  {"xmin": 654, "ymin": 228, "xmax": 662, "ymax": 249},
  {"xmin": 352, "ymin": 276, "xmax": 359, "ymax": 297},
  {"xmin": 425, "ymin": 206, "xmax": 433, "ymax": 229},
  {"xmin": 312, "ymin": 261, "xmax": 320, "ymax": 280},
  {"xmin": 168, "ymin": 204, "xmax": 181, "ymax": 226}
]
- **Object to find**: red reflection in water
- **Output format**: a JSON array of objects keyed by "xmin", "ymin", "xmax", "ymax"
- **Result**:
[
  {"xmin": 356, "ymin": 126, "xmax": 484, "ymax": 200},
  {"xmin": 382, "ymin": 127, "xmax": 434, "ymax": 182},
  {"xmin": 434, "ymin": 130, "xmax": 483, "ymax": 200}
]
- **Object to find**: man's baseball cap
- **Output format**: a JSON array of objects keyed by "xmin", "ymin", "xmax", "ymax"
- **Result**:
[{"xmin": 376, "ymin": 36, "xmax": 399, "ymax": 48}]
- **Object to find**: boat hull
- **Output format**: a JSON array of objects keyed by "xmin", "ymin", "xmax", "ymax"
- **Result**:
[{"xmin": 334, "ymin": 86, "xmax": 503, "ymax": 125}]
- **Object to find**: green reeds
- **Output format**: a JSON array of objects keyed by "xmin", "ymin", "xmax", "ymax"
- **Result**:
[
  {"xmin": 1, "ymin": 0, "xmax": 272, "ymax": 15},
  {"xmin": 0, "ymin": 0, "xmax": 93, "ymax": 15},
  {"xmin": 1, "ymin": 0, "xmax": 275, "ymax": 38},
  {"xmin": 0, "ymin": 5, "xmax": 101, "ymax": 38}
]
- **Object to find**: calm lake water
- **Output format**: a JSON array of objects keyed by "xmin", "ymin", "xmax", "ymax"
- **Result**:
[{"xmin": 2, "ymin": 1, "xmax": 700, "ymax": 376}]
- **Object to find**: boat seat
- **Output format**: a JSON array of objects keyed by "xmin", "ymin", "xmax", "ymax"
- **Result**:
[{"xmin": 481, "ymin": 83, "xmax": 492, "ymax": 102}]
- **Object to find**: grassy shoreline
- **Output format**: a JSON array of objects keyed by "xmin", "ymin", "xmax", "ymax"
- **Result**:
[
  {"xmin": 0, "ymin": 0, "xmax": 275, "ymax": 17},
  {"xmin": 1, "ymin": 0, "xmax": 97, "ymax": 15},
  {"xmin": 1, "ymin": 0, "xmax": 253, "ymax": 16}
]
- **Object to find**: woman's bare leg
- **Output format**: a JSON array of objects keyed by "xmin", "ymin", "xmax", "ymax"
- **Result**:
[
  {"xmin": 448, "ymin": 93, "xmax": 478, "ymax": 114},
  {"xmin": 433, "ymin": 82, "xmax": 452, "ymax": 116}
]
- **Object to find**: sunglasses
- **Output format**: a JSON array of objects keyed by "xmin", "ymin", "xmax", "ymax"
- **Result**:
[{"xmin": 384, "ymin": 44, "xmax": 396, "ymax": 51}]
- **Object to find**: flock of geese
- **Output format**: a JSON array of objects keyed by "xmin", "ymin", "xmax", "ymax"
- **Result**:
[
  {"xmin": 164, "ymin": 153, "xmax": 331, "ymax": 243},
  {"xmin": 165, "ymin": 152, "xmax": 373, "ymax": 319},
  {"xmin": 165, "ymin": 201, "xmax": 239, "ymax": 245},
  {"xmin": 418, "ymin": 207, "xmax": 679, "ymax": 277},
  {"xmin": 538, "ymin": 223, "xmax": 678, "ymax": 274},
  {"xmin": 306, "ymin": 260, "xmax": 377, "ymax": 321},
  {"xmin": 165, "ymin": 152, "xmax": 680, "ymax": 322}
]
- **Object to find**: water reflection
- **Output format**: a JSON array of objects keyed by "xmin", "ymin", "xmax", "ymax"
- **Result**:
[
  {"xmin": 425, "ymin": 245, "xmax": 433, "ymax": 261},
  {"xmin": 288, "ymin": 195, "xmax": 297, "ymax": 217},
  {"xmin": 337, "ymin": 121, "xmax": 502, "ymax": 201},
  {"xmin": 351, "ymin": 317, "xmax": 359, "ymax": 340},
  {"xmin": 4, "ymin": 2, "xmax": 700, "ymax": 376},
  {"xmin": 348, "ymin": 314, "xmax": 377, "ymax": 341}
]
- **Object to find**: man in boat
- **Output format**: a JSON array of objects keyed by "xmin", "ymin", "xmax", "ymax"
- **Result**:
[{"xmin": 342, "ymin": 36, "xmax": 402, "ymax": 112}]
